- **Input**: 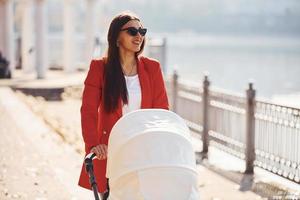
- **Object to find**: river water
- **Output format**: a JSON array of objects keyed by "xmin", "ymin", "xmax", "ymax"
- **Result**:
[{"xmin": 163, "ymin": 33, "xmax": 300, "ymax": 99}]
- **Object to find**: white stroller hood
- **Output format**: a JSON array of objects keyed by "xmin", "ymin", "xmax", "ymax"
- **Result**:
[{"xmin": 106, "ymin": 109, "xmax": 200, "ymax": 200}]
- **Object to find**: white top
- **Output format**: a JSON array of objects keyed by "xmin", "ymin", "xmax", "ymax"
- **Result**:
[{"xmin": 122, "ymin": 74, "xmax": 141, "ymax": 115}]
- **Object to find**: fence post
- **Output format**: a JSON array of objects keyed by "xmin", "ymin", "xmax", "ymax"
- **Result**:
[
  {"xmin": 202, "ymin": 75, "xmax": 210, "ymax": 154},
  {"xmin": 172, "ymin": 71, "xmax": 178, "ymax": 112},
  {"xmin": 245, "ymin": 82, "xmax": 256, "ymax": 174}
]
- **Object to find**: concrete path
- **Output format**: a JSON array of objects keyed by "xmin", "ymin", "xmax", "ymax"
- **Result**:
[{"xmin": 0, "ymin": 88, "xmax": 93, "ymax": 200}]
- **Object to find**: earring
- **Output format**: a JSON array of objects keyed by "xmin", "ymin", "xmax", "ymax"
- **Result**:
[{"xmin": 116, "ymin": 41, "xmax": 120, "ymax": 47}]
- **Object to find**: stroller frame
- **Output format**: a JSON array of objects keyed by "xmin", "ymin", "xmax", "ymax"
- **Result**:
[{"xmin": 85, "ymin": 152, "xmax": 100, "ymax": 200}]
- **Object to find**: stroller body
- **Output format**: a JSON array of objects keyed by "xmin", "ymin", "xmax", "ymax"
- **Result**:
[{"xmin": 106, "ymin": 109, "xmax": 200, "ymax": 200}]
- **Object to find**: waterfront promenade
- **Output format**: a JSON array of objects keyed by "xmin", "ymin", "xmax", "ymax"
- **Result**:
[{"xmin": 0, "ymin": 70, "xmax": 299, "ymax": 199}]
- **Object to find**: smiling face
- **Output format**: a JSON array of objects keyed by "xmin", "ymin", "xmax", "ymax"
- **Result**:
[{"xmin": 117, "ymin": 20, "xmax": 145, "ymax": 54}]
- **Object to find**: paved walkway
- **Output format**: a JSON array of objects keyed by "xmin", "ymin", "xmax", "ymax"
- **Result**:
[{"xmin": 0, "ymin": 88, "xmax": 92, "ymax": 200}]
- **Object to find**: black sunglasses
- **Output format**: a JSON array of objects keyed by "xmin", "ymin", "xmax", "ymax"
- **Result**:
[{"xmin": 120, "ymin": 27, "xmax": 147, "ymax": 36}]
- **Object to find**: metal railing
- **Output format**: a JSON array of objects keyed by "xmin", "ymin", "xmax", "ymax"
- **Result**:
[
  {"xmin": 255, "ymin": 100, "xmax": 300, "ymax": 181},
  {"xmin": 166, "ymin": 72, "xmax": 300, "ymax": 183}
]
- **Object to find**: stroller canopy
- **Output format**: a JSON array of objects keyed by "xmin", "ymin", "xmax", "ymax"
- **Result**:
[{"xmin": 106, "ymin": 109, "xmax": 200, "ymax": 200}]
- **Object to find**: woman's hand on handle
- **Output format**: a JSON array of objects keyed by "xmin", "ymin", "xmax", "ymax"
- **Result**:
[{"xmin": 91, "ymin": 144, "xmax": 108, "ymax": 160}]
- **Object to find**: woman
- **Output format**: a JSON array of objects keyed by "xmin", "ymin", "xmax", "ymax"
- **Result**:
[{"xmin": 78, "ymin": 11, "xmax": 169, "ymax": 199}]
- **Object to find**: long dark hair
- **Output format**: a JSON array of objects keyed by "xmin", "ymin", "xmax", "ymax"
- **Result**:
[{"xmin": 103, "ymin": 11, "xmax": 145, "ymax": 113}]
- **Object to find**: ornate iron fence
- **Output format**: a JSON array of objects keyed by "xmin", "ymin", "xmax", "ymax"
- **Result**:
[{"xmin": 166, "ymin": 72, "xmax": 300, "ymax": 183}]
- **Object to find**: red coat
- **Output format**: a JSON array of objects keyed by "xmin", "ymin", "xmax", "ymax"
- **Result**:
[{"xmin": 78, "ymin": 56, "xmax": 169, "ymax": 192}]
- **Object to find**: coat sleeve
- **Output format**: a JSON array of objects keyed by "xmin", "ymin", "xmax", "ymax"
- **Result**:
[
  {"xmin": 151, "ymin": 62, "xmax": 169, "ymax": 110},
  {"xmin": 80, "ymin": 60, "xmax": 103, "ymax": 152}
]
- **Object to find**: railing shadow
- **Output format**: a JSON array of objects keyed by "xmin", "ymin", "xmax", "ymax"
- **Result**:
[
  {"xmin": 195, "ymin": 151, "xmax": 254, "ymax": 192},
  {"xmin": 195, "ymin": 152, "xmax": 298, "ymax": 199}
]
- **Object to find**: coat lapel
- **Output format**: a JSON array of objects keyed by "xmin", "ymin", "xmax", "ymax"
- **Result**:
[{"xmin": 138, "ymin": 57, "xmax": 152, "ymax": 109}]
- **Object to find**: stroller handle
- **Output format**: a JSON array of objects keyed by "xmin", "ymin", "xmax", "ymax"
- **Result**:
[
  {"xmin": 84, "ymin": 152, "xmax": 100, "ymax": 200},
  {"xmin": 85, "ymin": 152, "xmax": 97, "ymax": 161}
]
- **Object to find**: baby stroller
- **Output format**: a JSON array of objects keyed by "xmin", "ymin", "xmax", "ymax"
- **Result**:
[{"xmin": 85, "ymin": 109, "xmax": 200, "ymax": 200}]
